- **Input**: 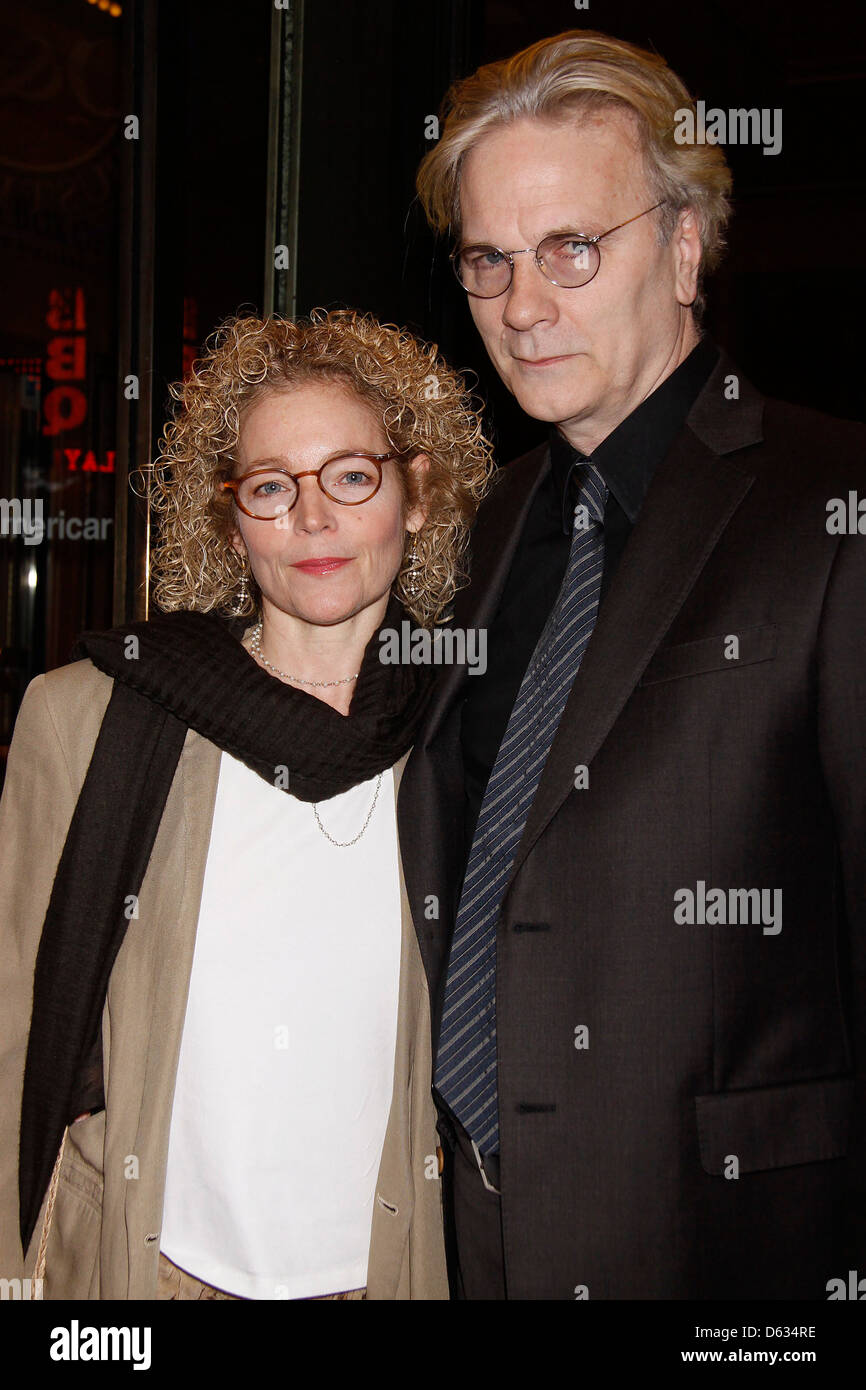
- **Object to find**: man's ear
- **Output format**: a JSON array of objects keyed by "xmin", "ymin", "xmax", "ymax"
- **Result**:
[
  {"xmin": 673, "ymin": 207, "xmax": 702, "ymax": 307},
  {"xmin": 405, "ymin": 453, "xmax": 430, "ymax": 534}
]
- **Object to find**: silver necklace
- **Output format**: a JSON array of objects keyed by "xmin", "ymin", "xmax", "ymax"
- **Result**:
[
  {"xmin": 248, "ymin": 622, "xmax": 359, "ymax": 688},
  {"xmin": 247, "ymin": 623, "xmax": 378, "ymax": 845},
  {"xmin": 313, "ymin": 773, "xmax": 383, "ymax": 847}
]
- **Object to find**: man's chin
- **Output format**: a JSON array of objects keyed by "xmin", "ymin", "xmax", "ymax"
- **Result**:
[{"xmin": 507, "ymin": 382, "xmax": 594, "ymax": 427}]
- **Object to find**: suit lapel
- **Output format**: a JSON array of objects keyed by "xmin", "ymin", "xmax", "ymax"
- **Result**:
[
  {"xmin": 401, "ymin": 349, "xmax": 764, "ymax": 963},
  {"xmin": 421, "ymin": 348, "xmax": 760, "ymax": 755},
  {"xmin": 397, "ymin": 444, "xmax": 548, "ymax": 988},
  {"xmin": 509, "ymin": 357, "xmax": 762, "ymax": 882},
  {"xmin": 417, "ymin": 441, "xmax": 550, "ymax": 749}
]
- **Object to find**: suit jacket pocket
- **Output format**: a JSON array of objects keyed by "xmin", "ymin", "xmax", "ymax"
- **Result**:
[
  {"xmin": 695, "ymin": 1075, "xmax": 853, "ymax": 1176},
  {"xmin": 639, "ymin": 623, "xmax": 777, "ymax": 686}
]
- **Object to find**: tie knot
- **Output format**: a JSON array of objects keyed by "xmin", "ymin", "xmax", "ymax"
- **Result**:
[{"xmin": 573, "ymin": 462, "xmax": 607, "ymax": 527}]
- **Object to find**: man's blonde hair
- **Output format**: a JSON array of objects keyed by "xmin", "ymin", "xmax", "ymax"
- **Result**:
[{"xmin": 416, "ymin": 29, "xmax": 733, "ymax": 313}]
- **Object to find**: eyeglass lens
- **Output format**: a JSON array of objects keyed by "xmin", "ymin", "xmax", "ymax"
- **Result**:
[
  {"xmin": 456, "ymin": 233, "xmax": 600, "ymax": 296},
  {"xmin": 238, "ymin": 456, "xmax": 381, "ymax": 516}
]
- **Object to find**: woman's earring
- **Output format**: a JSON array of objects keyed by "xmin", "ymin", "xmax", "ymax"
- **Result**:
[
  {"xmin": 403, "ymin": 533, "xmax": 423, "ymax": 599},
  {"xmin": 228, "ymin": 572, "xmax": 251, "ymax": 616}
]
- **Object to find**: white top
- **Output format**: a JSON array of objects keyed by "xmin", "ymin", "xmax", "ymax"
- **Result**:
[{"xmin": 160, "ymin": 751, "xmax": 402, "ymax": 1299}]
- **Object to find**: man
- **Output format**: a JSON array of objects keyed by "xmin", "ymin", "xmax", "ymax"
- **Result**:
[{"xmin": 399, "ymin": 29, "xmax": 865, "ymax": 1299}]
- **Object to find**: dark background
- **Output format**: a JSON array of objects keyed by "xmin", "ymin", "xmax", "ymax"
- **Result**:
[
  {"xmin": 291, "ymin": 0, "xmax": 865, "ymax": 461},
  {"xmin": 1, "ymin": 0, "xmax": 863, "ymax": 761}
]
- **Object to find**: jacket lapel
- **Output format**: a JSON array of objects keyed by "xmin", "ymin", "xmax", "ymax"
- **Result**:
[
  {"xmin": 397, "ymin": 443, "xmax": 550, "ymax": 987},
  {"xmin": 417, "ymin": 441, "xmax": 550, "ymax": 749},
  {"xmin": 509, "ymin": 353, "xmax": 763, "ymax": 882}
]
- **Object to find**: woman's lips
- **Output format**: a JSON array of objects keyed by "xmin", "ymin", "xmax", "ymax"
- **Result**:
[{"xmin": 290, "ymin": 556, "xmax": 353, "ymax": 574}]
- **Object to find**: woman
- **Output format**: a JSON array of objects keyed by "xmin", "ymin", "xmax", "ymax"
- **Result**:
[{"xmin": 0, "ymin": 309, "xmax": 493, "ymax": 1300}]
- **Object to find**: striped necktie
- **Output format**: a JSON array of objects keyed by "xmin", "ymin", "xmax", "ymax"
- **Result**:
[{"xmin": 435, "ymin": 462, "xmax": 608, "ymax": 1153}]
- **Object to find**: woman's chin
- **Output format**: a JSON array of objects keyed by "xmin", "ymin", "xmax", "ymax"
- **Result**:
[{"xmin": 267, "ymin": 588, "xmax": 382, "ymax": 630}]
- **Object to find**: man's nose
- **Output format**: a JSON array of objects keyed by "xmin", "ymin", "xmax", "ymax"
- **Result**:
[{"xmin": 500, "ymin": 253, "xmax": 557, "ymax": 332}]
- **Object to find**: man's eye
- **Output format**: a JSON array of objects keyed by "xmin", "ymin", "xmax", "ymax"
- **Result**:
[
  {"xmin": 466, "ymin": 248, "xmax": 504, "ymax": 269},
  {"xmin": 554, "ymin": 238, "xmax": 592, "ymax": 262}
]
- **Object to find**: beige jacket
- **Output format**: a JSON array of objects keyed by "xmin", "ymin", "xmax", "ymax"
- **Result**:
[{"xmin": 0, "ymin": 657, "xmax": 448, "ymax": 1299}]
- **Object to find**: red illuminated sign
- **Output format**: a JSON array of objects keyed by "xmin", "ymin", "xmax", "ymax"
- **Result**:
[{"xmin": 41, "ymin": 288, "xmax": 115, "ymax": 471}]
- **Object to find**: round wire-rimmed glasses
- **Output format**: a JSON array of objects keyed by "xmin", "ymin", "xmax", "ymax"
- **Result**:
[
  {"xmin": 451, "ymin": 201, "xmax": 666, "ymax": 299},
  {"xmin": 222, "ymin": 451, "xmax": 402, "ymax": 519}
]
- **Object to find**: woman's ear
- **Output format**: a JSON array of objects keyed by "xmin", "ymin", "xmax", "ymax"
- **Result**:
[
  {"xmin": 405, "ymin": 452, "xmax": 430, "ymax": 534},
  {"xmin": 230, "ymin": 527, "xmax": 247, "ymax": 559}
]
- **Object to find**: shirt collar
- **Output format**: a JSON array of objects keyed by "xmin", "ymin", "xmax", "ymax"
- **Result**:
[{"xmin": 549, "ymin": 336, "xmax": 720, "ymax": 533}]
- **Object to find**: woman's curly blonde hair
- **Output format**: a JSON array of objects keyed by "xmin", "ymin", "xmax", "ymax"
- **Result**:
[{"xmin": 140, "ymin": 309, "xmax": 495, "ymax": 627}]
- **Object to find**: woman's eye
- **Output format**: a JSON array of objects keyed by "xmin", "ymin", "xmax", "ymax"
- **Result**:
[
  {"xmin": 253, "ymin": 477, "xmax": 288, "ymax": 495},
  {"xmin": 337, "ymin": 470, "xmax": 374, "ymax": 486}
]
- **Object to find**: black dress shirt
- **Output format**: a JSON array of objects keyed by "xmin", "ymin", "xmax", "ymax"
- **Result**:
[{"xmin": 461, "ymin": 336, "xmax": 720, "ymax": 853}]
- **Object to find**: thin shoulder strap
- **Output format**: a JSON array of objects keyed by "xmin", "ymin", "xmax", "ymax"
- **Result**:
[{"xmin": 18, "ymin": 679, "xmax": 187, "ymax": 1255}]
